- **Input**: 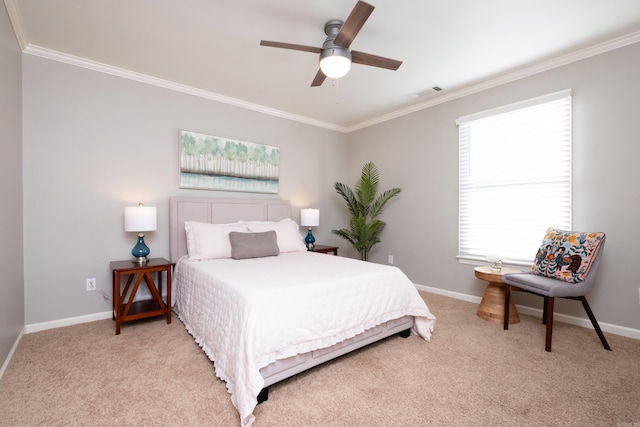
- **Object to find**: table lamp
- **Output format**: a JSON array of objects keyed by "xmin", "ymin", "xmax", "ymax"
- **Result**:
[
  {"xmin": 300, "ymin": 208, "xmax": 319, "ymax": 249},
  {"xmin": 124, "ymin": 203, "xmax": 157, "ymax": 263}
]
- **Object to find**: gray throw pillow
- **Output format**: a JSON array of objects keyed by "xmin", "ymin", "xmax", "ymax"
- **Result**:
[{"xmin": 229, "ymin": 231, "xmax": 280, "ymax": 259}]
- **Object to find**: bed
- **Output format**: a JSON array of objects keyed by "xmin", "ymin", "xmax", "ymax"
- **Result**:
[{"xmin": 169, "ymin": 197, "xmax": 436, "ymax": 426}]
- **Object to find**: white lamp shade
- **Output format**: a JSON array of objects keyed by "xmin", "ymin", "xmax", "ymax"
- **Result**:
[
  {"xmin": 300, "ymin": 208, "xmax": 320, "ymax": 227},
  {"xmin": 124, "ymin": 206, "xmax": 157, "ymax": 232},
  {"xmin": 319, "ymin": 48, "xmax": 352, "ymax": 79}
]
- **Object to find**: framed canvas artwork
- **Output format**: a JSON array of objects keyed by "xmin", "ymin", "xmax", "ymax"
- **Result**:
[{"xmin": 180, "ymin": 130, "xmax": 280, "ymax": 194}]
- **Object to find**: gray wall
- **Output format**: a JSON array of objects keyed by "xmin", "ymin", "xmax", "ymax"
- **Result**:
[
  {"xmin": 0, "ymin": 7, "xmax": 25, "ymax": 366},
  {"xmin": 22, "ymin": 55, "xmax": 347, "ymax": 325},
  {"xmin": 7, "ymin": 19, "xmax": 640, "ymax": 365},
  {"xmin": 347, "ymin": 42, "xmax": 640, "ymax": 330}
]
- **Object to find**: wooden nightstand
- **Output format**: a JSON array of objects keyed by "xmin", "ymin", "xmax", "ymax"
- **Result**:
[
  {"xmin": 110, "ymin": 257, "xmax": 172, "ymax": 335},
  {"xmin": 309, "ymin": 244, "xmax": 339, "ymax": 256}
]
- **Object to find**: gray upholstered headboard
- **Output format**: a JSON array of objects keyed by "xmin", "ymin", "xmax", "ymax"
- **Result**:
[{"xmin": 169, "ymin": 197, "xmax": 291, "ymax": 263}]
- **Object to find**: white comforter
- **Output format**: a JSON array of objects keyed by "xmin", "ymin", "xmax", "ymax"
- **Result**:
[{"xmin": 173, "ymin": 251, "xmax": 436, "ymax": 426}]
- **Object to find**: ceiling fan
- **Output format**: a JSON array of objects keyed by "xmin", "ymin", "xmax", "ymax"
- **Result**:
[{"xmin": 260, "ymin": 1, "xmax": 402, "ymax": 87}]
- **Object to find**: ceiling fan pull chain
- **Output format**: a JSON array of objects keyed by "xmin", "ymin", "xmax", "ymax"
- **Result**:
[{"xmin": 333, "ymin": 79, "xmax": 340, "ymax": 104}]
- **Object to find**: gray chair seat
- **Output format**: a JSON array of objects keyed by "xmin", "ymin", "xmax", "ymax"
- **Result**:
[{"xmin": 502, "ymin": 273, "xmax": 588, "ymax": 298}]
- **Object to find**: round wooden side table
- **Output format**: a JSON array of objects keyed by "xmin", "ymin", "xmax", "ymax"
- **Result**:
[{"xmin": 474, "ymin": 265, "xmax": 521, "ymax": 324}]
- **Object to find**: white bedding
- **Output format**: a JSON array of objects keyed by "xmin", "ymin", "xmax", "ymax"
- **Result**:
[{"xmin": 173, "ymin": 251, "xmax": 436, "ymax": 426}]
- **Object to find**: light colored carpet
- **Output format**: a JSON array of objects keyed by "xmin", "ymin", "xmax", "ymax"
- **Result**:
[{"xmin": 1, "ymin": 292, "xmax": 639, "ymax": 426}]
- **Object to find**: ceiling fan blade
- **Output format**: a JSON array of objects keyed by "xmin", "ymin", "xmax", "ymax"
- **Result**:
[
  {"xmin": 334, "ymin": 1, "xmax": 375, "ymax": 48},
  {"xmin": 311, "ymin": 69, "xmax": 326, "ymax": 87},
  {"xmin": 351, "ymin": 50, "xmax": 402, "ymax": 71},
  {"xmin": 260, "ymin": 40, "xmax": 322, "ymax": 54}
]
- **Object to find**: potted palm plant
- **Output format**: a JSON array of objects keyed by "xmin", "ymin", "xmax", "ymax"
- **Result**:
[{"xmin": 332, "ymin": 162, "xmax": 401, "ymax": 261}]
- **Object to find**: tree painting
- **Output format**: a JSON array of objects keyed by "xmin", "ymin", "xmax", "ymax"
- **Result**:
[{"xmin": 180, "ymin": 131, "xmax": 280, "ymax": 193}]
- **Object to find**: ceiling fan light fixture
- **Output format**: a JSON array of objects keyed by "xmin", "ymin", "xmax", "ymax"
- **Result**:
[{"xmin": 319, "ymin": 47, "xmax": 352, "ymax": 79}]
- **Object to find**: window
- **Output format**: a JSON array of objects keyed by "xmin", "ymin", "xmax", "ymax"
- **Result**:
[{"xmin": 457, "ymin": 90, "xmax": 572, "ymax": 265}]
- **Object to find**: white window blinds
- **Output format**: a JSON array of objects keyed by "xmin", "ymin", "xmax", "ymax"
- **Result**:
[{"xmin": 457, "ymin": 90, "xmax": 572, "ymax": 265}]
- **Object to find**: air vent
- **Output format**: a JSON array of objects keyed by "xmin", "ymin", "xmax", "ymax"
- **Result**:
[{"xmin": 409, "ymin": 86, "xmax": 443, "ymax": 99}]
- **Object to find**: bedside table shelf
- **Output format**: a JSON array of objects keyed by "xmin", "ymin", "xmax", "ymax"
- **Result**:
[
  {"xmin": 110, "ymin": 257, "xmax": 172, "ymax": 335},
  {"xmin": 309, "ymin": 245, "xmax": 339, "ymax": 256},
  {"xmin": 119, "ymin": 299, "xmax": 165, "ymax": 320}
]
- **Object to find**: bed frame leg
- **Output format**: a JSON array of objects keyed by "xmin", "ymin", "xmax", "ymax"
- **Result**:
[
  {"xmin": 399, "ymin": 328, "xmax": 410, "ymax": 338},
  {"xmin": 257, "ymin": 387, "xmax": 269, "ymax": 404}
]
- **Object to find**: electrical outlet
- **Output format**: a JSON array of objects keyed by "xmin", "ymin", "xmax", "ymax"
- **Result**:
[
  {"xmin": 86, "ymin": 278, "xmax": 97, "ymax": 292},
  {"xmin": 388, "ymin": 255, "xmax": 394, "ymax": 265}
]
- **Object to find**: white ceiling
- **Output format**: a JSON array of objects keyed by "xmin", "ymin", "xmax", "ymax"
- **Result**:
[{"xmin": 6, "ymin": 0, "xmax": 640, "ymax": 131}]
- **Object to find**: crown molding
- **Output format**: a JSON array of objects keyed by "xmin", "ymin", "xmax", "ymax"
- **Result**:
[
  {"xmin": 4, "ymin": 0, "xmax": 27, "ymax": 50},
  {"xmin": 9, "ymin": 0, "xmax": 639, "ymax": 135},
  {"xmin": 346, "ymin": 30, "xmax": 640, "ymax": 132},
  {"xmin": 22, "ymin": 44, "xmax": 347, "ymax": 132},
  {"xmin": 8, "ymin": 0, "xmax": 338, "ymax": 129}
]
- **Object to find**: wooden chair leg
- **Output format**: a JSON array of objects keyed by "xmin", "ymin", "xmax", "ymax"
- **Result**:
[
  {"xmin": 504, "ymin": 285, "xmax": 511, "ymax": 330},
  {"xmin": 544, "ymin": 297, "xmax": 555, "ymax": 352},
  {"xmin": 579, "ymin": 297, "xmax": 612, "ymax": 351}
]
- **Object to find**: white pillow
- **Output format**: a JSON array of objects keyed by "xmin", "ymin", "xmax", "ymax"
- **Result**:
[
  {"xmin": 184, "ymin": 221, "xmax": 249, "ymax": 260},
  {"xmin": 243, "ymin": 218, "xmax": 307, "ymax": 253}
]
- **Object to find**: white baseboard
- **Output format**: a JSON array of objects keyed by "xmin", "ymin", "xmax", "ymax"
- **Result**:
[
  {"xmin": 415, "ymin": 284, "xmax": 640, "ymax": 340},
  {"xmin": 4, "ymin": 285, "xmax": 637, "ymax": 383},
  {"xmin": 25, "ymin": 311, "xmax": 113, "ymax": 334},
  {"xmin": 0, "ymin": 326, "xmax": 26, "ymax": 380},
  {"xmin": 1, "ymin": 311, "xmax": 113, "ymax": 381},
  {"xmin": 23, "ymin": 287, "xmax": 640, "ymax": 339}
]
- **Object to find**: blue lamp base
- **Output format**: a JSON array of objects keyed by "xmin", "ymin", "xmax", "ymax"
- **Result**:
[
  {"xmin": 131, "ymin": 233, "xmax": 151, "ymax": 263},
  {"xmin": 304, "ymin": 228, "xmax": 316, "ymax": 250}
]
